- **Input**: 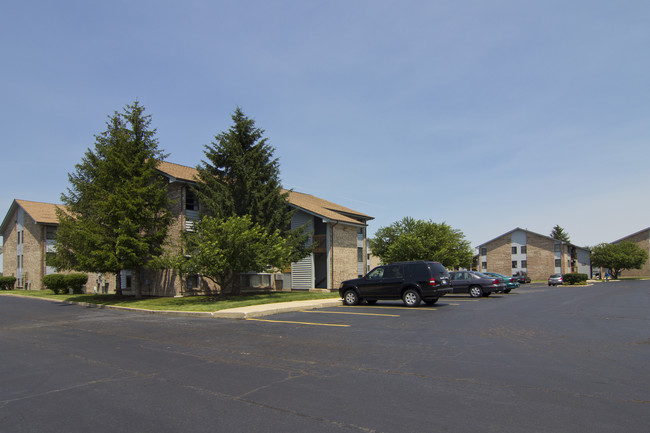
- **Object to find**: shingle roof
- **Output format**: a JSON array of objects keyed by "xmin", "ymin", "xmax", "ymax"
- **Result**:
[
  {"xmin": 1, "ymin": 199, "xmax": 66, "ymax": 234},
  {"xmin": 155, "ymin": 161, "xmax": 373, "ymax": 225},
  {"xmin": 155, "ymin": 161, "xmax": 199, "ymax": 182},
  {"xmin": 284, "ymin": 190, "xmax": 372, "ymax": 225}
]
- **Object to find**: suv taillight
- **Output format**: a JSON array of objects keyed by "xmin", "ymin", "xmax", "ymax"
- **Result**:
[{"xmin": 429, "ymin": 278, "xmax": 436, "ymax": 286}]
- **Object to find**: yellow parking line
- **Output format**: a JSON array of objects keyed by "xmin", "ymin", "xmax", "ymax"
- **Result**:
[
  {"xmin": 246, "ymin": 318, "xmax": 350, "ymax": 327},
  {"xmin": 301, "ymin": 310, "xmax": 400, "ymax": 317}
]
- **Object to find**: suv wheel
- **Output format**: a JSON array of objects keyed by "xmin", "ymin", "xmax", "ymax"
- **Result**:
[
  {"xmin": 343, "ymin": 289, "xmax": 360, "ymax": 306},
  {"xmin": 402, "ymin": 289, "xmax": 421, "ymax": 307},
  {"xmin": 468, "ymin": 285, "xmax": 483, "ymax": 298}
]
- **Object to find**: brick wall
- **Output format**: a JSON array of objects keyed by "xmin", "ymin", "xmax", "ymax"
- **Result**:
[
  {"xmin": 331, "ymin": 224, "xmax": 359, "ymax": 289},
  {"xmin": 482, "ymin": 235, "xmax": 510, "ymax": 275},
  {"xmin": 525, "ymin": 232, "xmax": 556, "ymax": 280},
  {"xmin": 1, "ymin": 211, "xmax": 18, "ymax": 286}
]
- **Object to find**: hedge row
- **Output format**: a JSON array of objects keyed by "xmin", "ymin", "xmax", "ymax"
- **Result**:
[
  {"xmin": 42, "ymin": 273, "xmax": 88, "ymax": 294},
  {"xmin": 0, "ymin": 276, "xmax": 17, "ymax": 290},
  {"xmin": 563, "ymin": 273, "xmax": 589, "ymax": 285}
]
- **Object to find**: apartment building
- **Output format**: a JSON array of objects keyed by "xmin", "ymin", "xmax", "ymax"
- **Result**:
[
  {"xmin": 476, "ymin": 228, "xmax": 591, "ymax": 281},
  {"xmin": 1, "ymin": 162, "xmax": 373, "ymax": 295}
]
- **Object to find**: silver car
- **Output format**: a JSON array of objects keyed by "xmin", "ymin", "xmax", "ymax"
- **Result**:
[{"xmin": 548, "ymin": 274, "xmax": 563, "ymax": 286}]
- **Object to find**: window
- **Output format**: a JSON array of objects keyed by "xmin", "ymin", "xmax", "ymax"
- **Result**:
[
  {"xmin": 481, "ymin": 247, "xmax": 487, "ymax": 256},
  {"xmin": 521, "ymin": 260, "xmax": 527, "ymax": 268},
  {"xmin": 17, "ymin": 230, "xmax": 22, "ymax": 245},
  {"xmin": 357, "ymin": 228, "xmax": 365, "ymax": 242},
  {"xmin": 555, "ymin": 259, "xmax": 561, "ymax": 267},
  {"xmin": 554, "ymin": 243, "xmax": 561, "ymax": 252},
  {"xmin": 46, "ymin": 226, "xmax": 57, "ymax": 240},
  {"xmin": 357, "ymin": 247, "xmax": 363, "ymax": 262},
  {"xmin": 482, "ymin": 261, "xmax": 487, "ymax": 269},
  {"xmin": 512, "ymin": 246, "xmax": 517, "ymax": 254},
  {"xmin": 186, "ymin": 275, "xmax": 199, "ymax": 290},
  {"xmin": 521, "ymin": 246, "xmax": 527, "ymax": 254},
  {"xmin": 512, "ymin": 261, "xmax": 517, "ymax": 268},
  {"xmin": 186, "ymin": 188, "xmax": 198, "ymax": 211}
]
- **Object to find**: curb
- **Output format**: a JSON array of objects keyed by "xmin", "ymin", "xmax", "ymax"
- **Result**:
[{"xmin": 1, "ymin": 293, "xmax": 343, "ymax": 319}]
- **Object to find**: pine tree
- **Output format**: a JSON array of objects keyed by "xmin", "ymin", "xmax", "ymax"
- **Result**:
[
  {"xmin": 550, "ymin": 225, "xmax": 571, "ymax": 243},
  {"xmin": 185, "ymin": 108, "xmax": 310, "ymax": 294},
  {"xmin": 194, "ymin": 107, "xmax": 289, "ymax": 233},
  {"xmin": 52, "ymin": 101, "xmax": 172, "ymax": 298}
]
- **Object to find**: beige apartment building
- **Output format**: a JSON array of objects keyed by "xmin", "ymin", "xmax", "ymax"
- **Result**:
[
  {"xmin": 477, "ymin": 228, "xmax": 591, "ymax": 281},
  {"xmin": 1, "ymin": 162, "xmax": 373, "ymax": 295}
]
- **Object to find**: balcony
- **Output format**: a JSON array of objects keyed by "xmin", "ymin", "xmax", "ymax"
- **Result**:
[{"xmin": 313, "ymin": 234, "xmax": 326, "ymax": 253}]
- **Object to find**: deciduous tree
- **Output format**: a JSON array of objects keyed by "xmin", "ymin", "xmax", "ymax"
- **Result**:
[
  {"xmin": 590, "ymin": 241, "xmax": 648, "ymax": 279},
  {"xmin": 370, "ymin": 217, "xmax": 474, "ymax": 269}
]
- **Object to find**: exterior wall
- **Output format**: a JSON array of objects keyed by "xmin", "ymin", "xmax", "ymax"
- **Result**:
[
  {"xmin": 1, "ymin": 209, "xmax": 18, "ymax": 287},
  {"xmin": 479, "ymin": 234, "xmax": 510, "ymax": 274},
  {"xmin": 612, "ymin": 230, "xmax": 650, "ymax": 278},
  {"xmin": 524, "ymin": 232, "xmax": 557, "ymax": 280},
  {"xmin": 330, "ymin": 223, "xmax": 360, "ymax": 289}
]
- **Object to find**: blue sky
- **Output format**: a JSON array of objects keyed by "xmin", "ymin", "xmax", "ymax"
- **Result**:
[{"xmin": 1, "ymin": 0, "xmax": 649, "ymax": 256}]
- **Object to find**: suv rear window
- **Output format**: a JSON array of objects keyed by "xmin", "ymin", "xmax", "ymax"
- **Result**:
[{"xmin": 427, "ymin": 262, "xmax": 449, "ymax": 276}]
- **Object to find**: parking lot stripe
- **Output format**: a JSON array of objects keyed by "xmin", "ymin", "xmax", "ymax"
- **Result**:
[
  {"xmin": 301, "ymin": 310, "xmax": 400, "ymax": 317},
  {"xmin": 246, "ymin": 318, "xmax": 350, "ymax": 327}
]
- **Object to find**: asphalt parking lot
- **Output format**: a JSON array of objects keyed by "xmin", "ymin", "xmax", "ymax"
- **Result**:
[{"xmin": 1, "ymin": 281, "xmax": 648, "ymax": 433}]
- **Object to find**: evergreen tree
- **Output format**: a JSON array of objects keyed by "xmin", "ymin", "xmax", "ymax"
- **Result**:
[
  {"xmin": 182, "ymin": 108, "xmax": 310, "ymax": 294},
  {"xmin": 52, "ymin": 101, "xmax": 172, "ymax": 298},
  {"xmin": 195, "ymin": 107, "xmax": 288, "ymax": 233},
  {"xmin": 550, "ymin": 225, "xmax": 570, "ymax": 243}
]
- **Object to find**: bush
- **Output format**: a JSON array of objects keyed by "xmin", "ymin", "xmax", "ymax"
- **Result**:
[
  {"xmin": 563, "ymin": 273, "xmax": 589, "ymax": 285},
  {"xmin": 65, "ymin": 273, "xmax": 88, "ymax": 294},
  {"xmin": 0, "ymin": 276, "xmax": 17, "ymax": 290},
  {"xmin": 42, "ymin": 274, "xmax": 67, "ymax": 294}
]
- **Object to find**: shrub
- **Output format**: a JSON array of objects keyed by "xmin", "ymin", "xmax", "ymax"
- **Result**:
[
  {"xmin": 65, "ymin": 273, "xmax": 88, "ymax": 294},
  {"xmin": 0, "ymin": 276, "xmax": 17, "ymax": 290},
  {"xmin": 563, "ymin": 273, "xmax": 589, "ymax": 285},
  {"xmin": 42, "ymin": 274, "xmax": 67, "ymax": 294}
]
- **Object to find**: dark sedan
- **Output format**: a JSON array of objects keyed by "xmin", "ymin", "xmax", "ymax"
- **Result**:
[{"xmin": 449, "ymin": 271, "xmax": 507, "ymax": 297}]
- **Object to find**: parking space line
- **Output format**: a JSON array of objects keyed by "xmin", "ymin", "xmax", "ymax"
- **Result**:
[
  {"xmin": 344, "ymin": 306, "xmax": 438, "ymax": 311},
  {"xmin": 301, "ymin": 310, "xmax": 400, "ymax": 317},
  {"xmin": 246, "ymin": 318, "xmax": 350, "ymax": 327}
]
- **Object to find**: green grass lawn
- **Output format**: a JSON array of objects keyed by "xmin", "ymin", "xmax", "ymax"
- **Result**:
[{"xmin": 0, "ymin": 290, "xmax": 340, "ymax": 312}]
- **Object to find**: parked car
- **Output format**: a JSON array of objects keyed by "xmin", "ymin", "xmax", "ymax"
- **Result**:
[
  {"xmin": 449, "ymin": 271, "xmax": 506, "ymax": 297},
  {"xmin": 339, "ymin": 261, "xmax": 452, "ymax": 307},
  {"xmin": 513, "ymin": 272, "xmax": 531, "ymax": 284},
  {"xmin": 483, "ymin": 272, "xmax": 520, "ymax": 293},
  {"xmin": 548, "ymin": 274, "xmax": 563, "ymax": 286}
]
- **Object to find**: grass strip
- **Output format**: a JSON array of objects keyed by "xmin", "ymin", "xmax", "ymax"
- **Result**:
[{"xmin": 0, "ymin": 290, "xmax": 339, "ymax": 312}]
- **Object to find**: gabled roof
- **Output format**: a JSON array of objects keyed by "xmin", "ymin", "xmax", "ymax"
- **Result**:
[
  {"xmin": 0, "ymin": 199, "xmax": 66, "ymax": 234},
  {"xmin": 611, "ymin": 227, "xmax": 650, "ymax": 244},
  {"xmin": 477, "ymin": 227, "xmax": 589, "ymax": 251},
  {"xmin": 284, "ymin": 190, "xmax": 373, "ymax": 225},
  {"xmin": 155, "ymin": 161, "xmax": 373, "ymax": 225},
  {"xmin": 155, "ymin": 161, "xmax": 199, "ymax": 183}
]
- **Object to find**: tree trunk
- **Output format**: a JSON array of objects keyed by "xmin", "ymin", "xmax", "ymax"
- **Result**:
[{"xmin": 116, "ymin": 271, "xmax": 123, "ymax": 297}]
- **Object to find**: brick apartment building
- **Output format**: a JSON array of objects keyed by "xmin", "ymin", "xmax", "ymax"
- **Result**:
[
  {"xmin": 476, "ymin": 228, "xmax": 591, "ymax": 281},
  {"xmin": 0, "ymin": 162, "xmax": 373, "ymax": 295}
]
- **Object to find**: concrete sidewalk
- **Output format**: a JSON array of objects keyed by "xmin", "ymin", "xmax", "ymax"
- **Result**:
[{"xmin": 211, "ymin": 298, "xmax": 343, "ymax": 319}]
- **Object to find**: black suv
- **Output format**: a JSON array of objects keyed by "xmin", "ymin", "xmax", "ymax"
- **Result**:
[{"xmin": 339, "ymin": 261, "xmax": 452, "ymax": 307}]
